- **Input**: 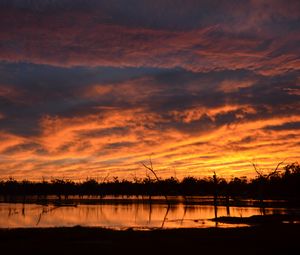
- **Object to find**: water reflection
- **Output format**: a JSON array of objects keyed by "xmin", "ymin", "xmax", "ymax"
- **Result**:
[{"xmin": 0, "ymin": 197, "xmax": 297, "ymax": 229}]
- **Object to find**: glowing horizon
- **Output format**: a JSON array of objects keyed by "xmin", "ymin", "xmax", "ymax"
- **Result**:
[{"xmin": 0, "ymin": 0, "xmax": 299, "ymax": 181}]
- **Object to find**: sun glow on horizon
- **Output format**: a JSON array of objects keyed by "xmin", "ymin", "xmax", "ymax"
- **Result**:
[{"xmin": 0, "ymin": 0, "xmax": 299, "ymax": 180}]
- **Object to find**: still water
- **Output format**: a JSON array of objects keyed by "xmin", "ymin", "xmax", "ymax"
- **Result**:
[{"xmin": 0, "ymin": 196, "xmax": 296, "ymax": 229}]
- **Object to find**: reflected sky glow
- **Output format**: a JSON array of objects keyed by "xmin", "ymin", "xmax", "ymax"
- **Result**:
[{"xmin": 0, "ymin": 201, "xmax": 294, "ymax": 229}]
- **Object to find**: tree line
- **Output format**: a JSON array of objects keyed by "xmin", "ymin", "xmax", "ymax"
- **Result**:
[{"xmin": 0, "ymin": 163, "xmax": 299, "ymax": 200}]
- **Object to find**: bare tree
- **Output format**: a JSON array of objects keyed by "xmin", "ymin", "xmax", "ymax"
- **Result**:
[
  {"xmin": 252, "ymin": 160, "xmax": 285, "ymax": 180},
  {"xmin": 251, "ymin": 160, "xmax": 286, "ymax": 215},
  {"xmin": 141, "ymin": 157, "xmax": 171, "ymax": 228},
  {"xmin": 141, "ymin": 157, "xmax": 169, "ymax": 204},
  {"xmin": 212, "ymin": 171, "xmax": 219, "ymax": 222},
  {"xmin": 141, "ymin": 157, "xmax": 160, "ymax": 181}
]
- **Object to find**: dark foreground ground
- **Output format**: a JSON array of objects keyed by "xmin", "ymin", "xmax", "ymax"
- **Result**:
[{"xmin": 1, "ymin": 224, "xmax": 299, "ymax": 255}]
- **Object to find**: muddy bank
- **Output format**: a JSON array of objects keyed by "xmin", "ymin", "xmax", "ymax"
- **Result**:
[
  {"xmin": 0, "ymin": 224, "xmax": 299, "ymax": 255},
  {"xmin": 212, "ymin": 213, "xmax": 300, "ymax": 225}
]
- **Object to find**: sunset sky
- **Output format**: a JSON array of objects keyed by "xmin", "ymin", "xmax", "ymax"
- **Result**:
[{"xmin": 0, "ymin": 0, "xmax": 299, "ymax": 180}]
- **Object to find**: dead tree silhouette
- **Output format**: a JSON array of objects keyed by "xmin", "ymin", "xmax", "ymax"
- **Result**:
[
  {"xmin": 251, "ymin": 161, "xmax": 285, "ymax": 215},
  {"xmin": 212, "ymin": 171, "xmax": 219, "ymax": 226},
  {"xmin": 141, "ymin": 158, "xmax": 169, "ymax": 204},
  {"xmin": 141, "ymin": 158, "xmax": 170, "ymax": 228}
]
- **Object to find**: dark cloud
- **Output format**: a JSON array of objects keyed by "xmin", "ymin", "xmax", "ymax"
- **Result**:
[
  {"xmin": 3, "ymin": 142, "xmax": 47, "ymax": 155},
  {"xmin": 77, "ymin": 127, "xmax": 130, "ymax": 139},
  {"xmin": 0, "ymin": 62, "xmax": 163, "ymax": 136},
  {"xmin": 103, "ymin": 142, "xmax": 138, "ymax": 150},
  {"xmin": 0, "ymin": 61, "xmax": 299, "ymax": 138},
  {"xmin": 264, "ymin": 121, "xmax": 300, "ymax": 131},
  {"xmin": 0, "ymin": 1, "xmax": 299, "ymax": 73},
  {"xmin": 2, "ymin": 0, "xmax": 299, "ymax": 30},
  {"xmin": 0, "ymin": 1, "xmax": 299, "ymax": 178}
]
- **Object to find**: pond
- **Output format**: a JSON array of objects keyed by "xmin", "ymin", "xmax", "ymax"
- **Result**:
[{"xmin": 0, "ymin": 196, "xmax": 298, "ymax": 229}]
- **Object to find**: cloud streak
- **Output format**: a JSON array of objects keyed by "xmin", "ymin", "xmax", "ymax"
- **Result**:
[
  {"xmin": 0, "ymin": 0, "xmax": 299, "ymax": 74},
  {"xmin": 0, "ymin": 1, "xmax": 299, "ymax": 179}
]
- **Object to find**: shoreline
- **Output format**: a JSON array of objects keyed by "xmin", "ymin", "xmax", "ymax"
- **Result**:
[
  {"xmin": 1, "ymin": 195, "xmax": 300, "ymax": 208},
  {"xmin": 1, "ymin": 224, "xmax": 299, "ymax": 255}
]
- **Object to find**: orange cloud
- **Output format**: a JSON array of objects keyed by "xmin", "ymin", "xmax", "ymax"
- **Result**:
[
  {"xmin": 0, "ymin": 1, "xmax": 299, "ymax": 180},
  {"xmin": 0, "ymin": 102, "xmax": 299, "ymax": 180}
]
